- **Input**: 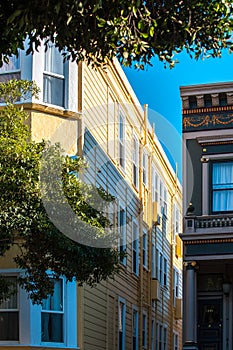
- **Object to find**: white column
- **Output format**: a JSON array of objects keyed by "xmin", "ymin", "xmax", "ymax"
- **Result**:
[{"xmin": 183, "ymin": 262, "xmax": 198, "ymax": 350}]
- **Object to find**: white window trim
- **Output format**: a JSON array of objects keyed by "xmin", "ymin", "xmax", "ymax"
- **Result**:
[
  {"xmin": 132, "ymin": 220, "xmax": 139, "ymax": 276},
  {"xmin": 132, "ymin": 133, "xmax": 139, "ymax": 189},
  {"xmin": 0, "ymin": 269, "xmax": 77, "ymax": 348},
  {"xmin": 173, "ymin": 331, "xmax": 179, "ymax": 350},
  {"xmin": 118, "ymin": 296, "xmax": 126, "ymax": 350},
  {"xmin": 151, "ymin": 237, "xmax": 156, "ymax": 279},
  {"xmin": 118, "ymin": 109, "xmax": 126, "ymax": 171},
  {"xmin": 142, "ymin": 150, "xmax": 148, "ymax": 186},
  {"xmin": 173, "ymin": 267, "xmax": 180, "ymax": 306}
]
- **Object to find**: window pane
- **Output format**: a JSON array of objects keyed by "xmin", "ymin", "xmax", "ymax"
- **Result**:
[
  {"xmin": 212, "ymin": 162, "xmax": 233, "ymax": 211},
  {"xmin": 0, "ymin": 56, "xmax": 20, "ymax": 72},
  {"xmin": 213, "ymin": 162, "xmax": 233, "ymax": 188},
  {"xmin": 43, "ymin": 75, "xmax": 64, "ymax": 107},
  {"xmin": 0, "ymin": 277, "xmax": 18, "ymax": 310},
  {"xmin": 212, "ymin": 190, "xmax": 233, "ymax": 211},
  {"xmin": 0, "ymin": 312, "xmax": 19, "ymax": 340},
  {"xmin": 45, "ymin": 46, "xmax": 64, "ymax": 75},
  {"xmin": 42, "ymin": 279, "xmax": 63, "ymax": 311},
  {"xmin": 41, "ymin": 313, "xmax": 63, "ymax": 342}
]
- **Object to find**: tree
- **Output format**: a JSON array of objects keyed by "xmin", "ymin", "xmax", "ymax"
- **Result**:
[
  {"xmin": 0, "ymin": 80, "xmax": 120, "ymax": 303},
  {"xmin": 0, "ymin": 0, "xmax": 233, "ymax": 69}
]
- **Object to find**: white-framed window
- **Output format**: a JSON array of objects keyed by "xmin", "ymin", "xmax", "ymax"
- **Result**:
[
  {"xmin": 172, "ymin": 203, "xmax": 180, "ymax": 242},
  {"xmin": 155, "ymin": 249, "xmax": 168, "ymax": 287},
  {"xmin": 119, "ymin": 206, "xmax": 126, "ymax": 265},
  {"xmin": 211, "ymin": 161, "xmax": 233, "ymax": 212},
  {"xmin": 142, "ymin": 151, "xmax": 148, "ymax": 186},
  {"xmin": 151, "ymin": 237, "xmax": 156, "ymax": 279},
  {"xmin": 142, "ymin": 311, "xmax": 147, "ymax": 348},
  {"xmin": 173, "ymin": 268, "xmax": 180, "ymax": 305},
  {"xmin": 0, "ymin": 276, "xmax": 19, "ymax": 341},
  {"xmin": 41, "ymin": 278, "xmax": 64, "ymax": 343},
  {"xmin": 132, "ymin": 134, "xmax": 139, "ymax": 188},
  {"xmin": 0, "ymin": 270, "xmax": 77, "ymax": 347},
  {"xmin": 118, "ymin": 297, "xmax": 126, "ymax": 350},
  {"xmin": 173, "ymin": 332, "xmax": 178, "ymax": 350},
  {"xmin": 159, "ymin": 180, "xmax": 167, "ymax": 216},
  {"xmin": 156, "ymin": 323, "xmax": 167, "ymax": 350},
  {"xmin": 142, "ymin": 229, "xmax": 148, "ymax": 268},
  {"xmin": 132, "ymin": 220, "xmax": 139, "ymax": 275},
  {"xmin": 132, "ymin": 306, "xmax": 138, "ymax": 350},
  {"xmin": 163, "ymin": 187, "xmax": 167, "ymax": 216},
  {"xmin": 152, "ymin": 167, "xmax": 159, "ymax": 202},
  {"xmin": 159, "ymin": 180, "xmax": 163, "ymax": 213},
  {"xmin": 43, "ymin": 44, "xmax": 67, "ymax": 107},
  {"xmin": 118, "ymin": 111, "xmax": 125, "ymax": 170}
]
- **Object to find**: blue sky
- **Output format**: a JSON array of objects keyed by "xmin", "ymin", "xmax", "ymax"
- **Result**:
[{"xmin": 123, "ymin": 50, "xmax": 233, "ymax": 180}]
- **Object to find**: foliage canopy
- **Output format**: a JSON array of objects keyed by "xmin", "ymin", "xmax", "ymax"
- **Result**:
[
  {"xmin": 0, "ymin": 80, "xmax": 120, "ymax": 303},
  {"xmin": 0, "ymin": 0, "xmax": 233, "ymax": 68}
]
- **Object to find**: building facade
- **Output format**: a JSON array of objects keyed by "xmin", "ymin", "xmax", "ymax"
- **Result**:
[
  {"xmin": 181, "ymin": 82, "xmax": 233, "ymax": 350},
  {"xmin": 0, "ymin": 45, "xmax": 182, "ymax": 350}
]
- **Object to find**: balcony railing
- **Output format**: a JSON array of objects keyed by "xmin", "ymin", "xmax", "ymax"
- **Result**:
[{"xmin": 184, "ymin": 214, "xmax": 233, "ymax": 234}]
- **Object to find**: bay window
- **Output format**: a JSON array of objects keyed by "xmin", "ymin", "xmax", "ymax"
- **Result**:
[
  {"xmin": 212, "ymin": 161, "xmax": 233, "ymax": 212},
  {"xmin": 0, "ymin": 271, "xmax": 77, "ymax": 347}
]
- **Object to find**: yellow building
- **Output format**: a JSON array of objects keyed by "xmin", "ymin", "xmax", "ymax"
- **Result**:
[{"xmin": 0, "ymin": 46, "xmax": 182, "ymax": 350}]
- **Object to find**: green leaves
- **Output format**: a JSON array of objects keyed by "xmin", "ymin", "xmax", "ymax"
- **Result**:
[
  {"xmin": 0, "ymin": 80, "xmax": 119, "ymax": 303},
  {"xmin": 0, "ymin": 0, "xmax": 233, "ymax": 69}
]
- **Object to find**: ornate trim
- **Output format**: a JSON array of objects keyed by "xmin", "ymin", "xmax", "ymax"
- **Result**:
[
  {"xmin": 183, "ymin": 113, "xmax": 233, "ymax": 129},
  {"xmin": 185, "ymin": 238, "xmax": 233, "ymax": 245}
]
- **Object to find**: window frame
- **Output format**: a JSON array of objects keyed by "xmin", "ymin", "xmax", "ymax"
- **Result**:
[
  {"xmin": 132, "ymin": 133, "xmax": 139, "ymax": 189},
  {"xmin": 142, "ymin": 229, "xmax": 148, "ymax": 269},
  {"xmin": 151, "ymin": 237, "xmax": 156, "ymax": 279},
  {"xmin": 142, "ymin": 151, "xmax": 148, "ymax": 186},
  {"xmin": 132, "ymin": 306, "xmax": 139, "ymax": 350},
  {"xmin": 0, "ymin": 275, "xmax": 19, "ymax": 342},
  {"xmin": 41, "ymin": 278, "xmax": 64, "ymax": 344},
  {"xmin": 118, "ymin": 205, "xmax": 127, "ymax": 266},
  {"xmin": 0, "ymin": 270, "xmax": 77, "ymax": 348},
  {"xmin": 118, "ymin": 297, "xmax": 126, "ymax": 350},
  {"xmin": 173, "ymin": 268, "xmax": 180, "ymax": 306},
  {"xmin": 43, "ymin": 44, "xmax": 68, "ymax": 108},
  {"xmin": 132, "ymin": 220, "xmax": 139, "ymax": 276},
  {"xmin": 118, "ymin": 110, "xmax": 126, "ymax": 170},
  {"xmin": 142, "ymin": 311, "xmax": 147, "ymax": 349},
  {"xmin": 173, "ymin": 332, "xmax": 178, "ymax": 350},
  {"xmin": 211, "ymin": 160, "xmax": 233, "ymax": 214}
]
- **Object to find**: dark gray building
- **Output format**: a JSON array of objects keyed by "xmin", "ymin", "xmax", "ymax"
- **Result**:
[{"xmin": 180, "ymin": 82, "xmax": 233, "ymax": 350}]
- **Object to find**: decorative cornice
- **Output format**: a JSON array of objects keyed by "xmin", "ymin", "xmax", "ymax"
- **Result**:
[
  {"xmin": 183, "ymin": 105, "xmax": 233, "ymax": 115},
  {"xmin": 185, "ymin": 238, "xmax": 233, "ymax": 245},
  {"xmin": 183, "ymin": 113, "xmax": 233, "ymax": 130}
]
